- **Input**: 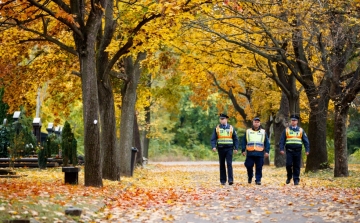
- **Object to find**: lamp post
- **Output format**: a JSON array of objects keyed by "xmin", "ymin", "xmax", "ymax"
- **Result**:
[
  {"xmin": 12, "ymin": 111, "xmax": 21, "ymax": 135},
  {"xmin": 46, "ymin": 123, "xmax": 54, "ymax": 134},
  {"xmin": 32, "ymin": 117, "xmax": 42, "ymax": 145},
  {"xmin": 54, "ymin": 126, "xmax": 62, "ymax": 137}
]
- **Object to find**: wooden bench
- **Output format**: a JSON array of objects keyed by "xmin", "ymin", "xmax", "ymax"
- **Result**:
[
  {"xmin": 0, "ymin": 158, "xmax": 63, "ymax": 168},
  {"xmin": 0, "ymin": 168, "xmax": 22, "ymax": 178}
]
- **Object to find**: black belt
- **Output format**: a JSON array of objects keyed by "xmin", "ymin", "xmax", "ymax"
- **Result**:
[
  {"xmin": 286, "ymin": 148, "xmax": 301, "ymax": 152},
  {"xmin": 217, "ymin": 145, "xmax": 233, "ymax": 148}
]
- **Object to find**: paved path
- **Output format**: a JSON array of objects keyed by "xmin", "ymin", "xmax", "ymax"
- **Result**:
[
  {"xmin": 149, "ymin": 161, "xmax": 244, "ymax": 165},
  {"xmin": 112, "ymin": 162, "xmax": 359, "ymax": 223}
]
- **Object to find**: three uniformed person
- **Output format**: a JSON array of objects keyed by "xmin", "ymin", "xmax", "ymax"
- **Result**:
[
  {"xmin": 211, "ymin": 114, "xmax": 309, "ymax": 186},
  {"xmin": 279, "ymin": 115, "xmax": 310, "ymax": 185},
  {"xmin": 241, "ymin": 117, "xmax": 270, "ymax": 185},
  {"xmin": 211, "ymin": 113, "xmax": 239, "ymax": 185}
]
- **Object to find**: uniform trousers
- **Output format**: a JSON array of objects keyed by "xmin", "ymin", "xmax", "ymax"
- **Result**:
[
  {"xmin": 218, "ymin": 147, "xmax": 234, "ymax": 183},
  {"xmin": 244, "ymin": 156, "xmax": 264, "ymax": 182},
  {"xmin": 286, "ymin": 149, "xmax": 302, "ymax": 182}
]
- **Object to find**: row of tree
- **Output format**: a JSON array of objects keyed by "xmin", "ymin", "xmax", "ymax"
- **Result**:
[
  {"xmin": 173, "ymin": 0, "xmax": 360, "ymax": 176},
  {"xmin": 1, "ymin": 0, "xmax": 359, "ymax": 187}
]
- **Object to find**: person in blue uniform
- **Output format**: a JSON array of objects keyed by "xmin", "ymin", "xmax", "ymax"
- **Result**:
[
  {"xmin": 241, "ymin": 117, "xmax": 270, "ymax": 185},
  {"xmin": 279, "ymin": 114, "xmax": 310, "ymax": 185},
  {"xmin": 211, "ymin": 113, "xmax": 239, "ymax": 185}
]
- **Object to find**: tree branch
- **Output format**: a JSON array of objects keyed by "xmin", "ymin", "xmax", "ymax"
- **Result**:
[
  {"xmin": 207, "ymin": 70, "xmax": 248, "ymax": 121},
  {"xmin": 340, "ymin": 71, "xmax": 356, "ymax": 82},
  {"xmin": 104, "ymin": 13, "xmax": 161, "ymax": 76},
  {"xmin": 110, "ymin": 70, "xmax": 128, "ymax": 81},
  {"xmin": 188, "ymin": 20, "xmax": 281, "ymax": 62},
  {"xmin": 51, "ymin": 0, "xmax": 71, "ymax": 13},
  {"xmin": 71, "ymin": 70, "xmax": 81, "ymax": 77},
  {"xmin": 27, "ymin": 0, "xmax": 83, "ymax": 39},
  {"xmin": 17, "ymin": 24, "xmax": 78, "ymax": 55}
]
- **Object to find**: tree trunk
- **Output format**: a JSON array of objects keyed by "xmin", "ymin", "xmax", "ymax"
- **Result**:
[
  {"xmin": 334, "ymin": 105, "xmax": 349, "ymax": 177},
  {"xmin": 263, "ymin": 116, "xmax": 272, "ymax": 165},
  {"xmin": 134, "ymin": 113, "xmax": 143, "ymax": 166},
  {"xmin": 119, "ymin": 52, "xmax": 146, "ymax": 176},
  {"xmin": 305, "ymin": 95, "xmax": 330, "ymax": 172},
  {"xmin": 141, "ymin": 104, "xmax": 151, "ymax": 159},
  {"xmin": 81, "ymin": 38, "xmax": 102, "ymax": 187},
  {"xmin": 98, "ymin": 79, "xmax": 119, "ymax": 180},
  {"xmin": 96, "ymin": 0, "xmax": 118, "ymax": 181},
  {"xmin": 274, "ymin": 92, "xmax": 288, "ymax": 167},
  {"xmin": 140, "ymin": 76, "xmax": 151, "ymax": 159}
]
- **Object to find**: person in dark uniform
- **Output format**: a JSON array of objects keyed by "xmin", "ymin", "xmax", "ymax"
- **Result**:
[
  {"xmin": 279, "ymin": 114, "xmax": 310, "ymax": 185},
  {"xmin": 241, "ymin": 117, "xmax": 270, "ymax": 185},
  {"xmin": 211, "ymin": 113, "xmax": 239, "ymax": 185}
]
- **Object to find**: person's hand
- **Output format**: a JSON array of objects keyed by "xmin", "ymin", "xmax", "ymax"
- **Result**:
[
  {"xmin": 280, "ymin": 151, "xmax": 285, "ymax": 155},
  {"xmin": 212, "ymin": 148, "xmax": 217, "ymax": 152},
  {"xmin": 234, "ymin": 150, "xmax": 238, "ymax": 154},
  {"xmin": 306, "ymin": 152, "xmax": 309, "ymax": 156},
  {"xmin": 264, "ymin": 153, "xmax": 269, "ymax": 158},
  {"xmin": 242, "ymin": 152, "xmax": 246, "ymax": 156}
]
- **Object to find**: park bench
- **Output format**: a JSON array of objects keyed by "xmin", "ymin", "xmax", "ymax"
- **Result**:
[
  {"xmin": 0, "ymin": 168, "xmax": 21, "ymax": 178},
  {"xmin": 0, "ymin": 158, "xmax": 63, "ymax": 168}
]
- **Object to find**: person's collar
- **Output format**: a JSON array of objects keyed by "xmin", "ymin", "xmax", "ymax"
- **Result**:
[
  {"xmin": 290, "ymin": 125, "xmax": 298, "ymax": 129},
  {"xmin": 252, "ymin": 126, "xmax": 261, "ymax": 131}
]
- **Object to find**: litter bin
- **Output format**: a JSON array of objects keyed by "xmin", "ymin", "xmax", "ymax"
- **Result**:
[
  {"xmin": 62, "ymin": 167, "xmax": 80, "ymax": 184},
  {"xmin": 130, "ymin": 147, "xmax": 138, "ymax": 176}
]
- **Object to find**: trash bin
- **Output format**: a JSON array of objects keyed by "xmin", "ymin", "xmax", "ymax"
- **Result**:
[
  {"xmin": 62, "ymin": 167, "xmax": 80, "ymax": 184},
  {"xmin": 130, "ymin": 147, "xmax": 138, "ymax": 176}
]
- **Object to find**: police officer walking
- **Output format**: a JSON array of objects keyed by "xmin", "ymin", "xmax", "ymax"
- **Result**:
[
  {"xmin": 241, "ymin": 117, "xmax": 270, "ymax": 185},
  {"xmin": 211, "ymin": 113, "xmax": 239, "ymax": 185},
  {"xmin": 279, "ymin": 114, "xmax": 310, "ymax": 185}
]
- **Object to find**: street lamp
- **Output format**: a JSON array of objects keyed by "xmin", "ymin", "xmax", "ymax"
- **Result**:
[
  {"xmin": 46, "ymin": 123, "xmax": 54, "ymax": 134},
  {"xmin": 33, "ymin": 117, "xmax": 42, "ymax": 144},
  {"xmin": 13, "ymin": 111, "xmax": 21, "ymax": 121}
]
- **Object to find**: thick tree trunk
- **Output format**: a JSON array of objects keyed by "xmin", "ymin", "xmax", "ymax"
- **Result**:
[
  {"xmin": 305, "ymin": 96, "xmax": 330, "ymax": 172},
  {"xmin": 274, "ymin": 92, "xmax": 288, "ymax": 167},
  {"xmin": 98, "ymin": 80, "xmax": 118, "ymax": 180},
  {"xmin": 334, "ymin": 105, "xmax": 349, "ymax": 177},
  {"xmin": 134, "ymin": 113, "xmax": 143, "ymax": 166},
  {"xmin": 119, "ymin": 53, "xmax": 146, "ymax": 176},
  {"xmin": 96, "ymin": 0, "xmax": 118, "ymax": 181},
  {"xmin": 81, "ymin": 39, "xmax": 102, "ymax": 187}
]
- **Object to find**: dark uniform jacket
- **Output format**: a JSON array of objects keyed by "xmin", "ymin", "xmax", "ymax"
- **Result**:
[{"xmin": 210, "ymin": 124, "xmax": 239, "ymax": 150}]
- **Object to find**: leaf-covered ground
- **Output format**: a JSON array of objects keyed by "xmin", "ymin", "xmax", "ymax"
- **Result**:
[{"xmin": 0, "ymin": 162, "xmax": 359, "ymax": 222}]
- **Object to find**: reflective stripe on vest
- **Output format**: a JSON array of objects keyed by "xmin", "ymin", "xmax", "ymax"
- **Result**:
[
  {"xmin": 246, "ymin": 129, "xmax": 265, "ymax": 151},
  {"xmin": 216, "ymin": 125, "xmax": 233, "ymax": 145},
  {"xmin": 285, "ymin": 127, "xmax": 303, "ymax": 145}
]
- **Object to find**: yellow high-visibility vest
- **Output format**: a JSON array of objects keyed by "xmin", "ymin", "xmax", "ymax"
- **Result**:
[
  {"xmin": 216, "ymin": 125, "xmax": 233, "ymax": 145},
  {"xmin": 246, "ymin": 128, "xmax": 265, "ymax": 151},
  {"xmin": 285, "ymin": 127, "xmax": 303, "ymax": 145}
]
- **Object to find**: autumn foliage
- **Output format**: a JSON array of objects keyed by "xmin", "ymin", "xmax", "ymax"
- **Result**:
[{"xmin": 1, "ymin": 163, "xmax": 360, "ymax": 222}]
